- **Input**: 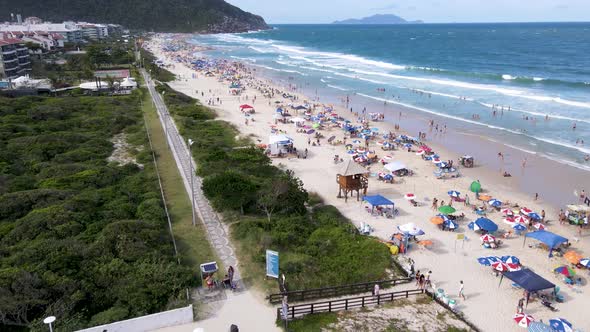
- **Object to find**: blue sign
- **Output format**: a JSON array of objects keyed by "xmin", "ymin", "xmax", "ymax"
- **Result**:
[{"xmin": 266, "ymin": 250, "xmax": 279, "ymax": 278}]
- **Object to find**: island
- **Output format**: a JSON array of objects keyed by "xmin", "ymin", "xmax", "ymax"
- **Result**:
[{"xmin": 333, "ymin": 14, "xmax": 423, "ymax": 25}]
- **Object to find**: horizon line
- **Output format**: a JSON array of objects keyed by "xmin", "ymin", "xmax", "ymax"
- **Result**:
[{"xmin": 266, "ymin": 20, "xmax": 590, "ymax": 25}]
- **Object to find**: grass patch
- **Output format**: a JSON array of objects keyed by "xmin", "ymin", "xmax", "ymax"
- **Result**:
[
  {"xmin": 140, "ymin": 87, "xmax": 218, "ymax": 278},
  {"xmin": 278, "ymin": 312, "xmax": 338, "ymax": 332}
]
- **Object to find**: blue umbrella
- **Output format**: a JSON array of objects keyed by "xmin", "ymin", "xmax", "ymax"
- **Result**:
[
  {"xmin": 383, "ymin": 174, "xmax": 393, "ymax": 180},
  {"xmin": 529, "ymin": 212, "xmax": 542, "ymax": 220},
  {"xmin": 448, "ymin": 190, "xmax": 461, "ymax": 197},
  {"xmin": 347, "ymin": 150, "xmax": 356, "ymax": 154},
  {"xmin": 436, "ymin": 214, "xmax": 450, "ymax": 221},
  {"xmin": 528, "ymin": 322, "xmax": 556, "ymax": 332},
  {"xmin": 501, "ymin": 255, "xmax": 520, "ymax": 265},
  {"xmin": 371, "ymin": 127, "xmax": 379, "ymax": 132},
  {"xmin": 513, "ymin": 224, "xmax": 527, "ymax": 231},
  {"xmin": 549, "ymin": 318, "xmax": 572, "ymax": 332},
  {"xmin": 437, "ymin": 162, "xmax": 448, "ymax": 168},
  {"xmin": 404, "ymin": 143, "xmax": 413, "ymax": 148},
  {"xmin": 579, "ymin": 258, "xmax": 590, "ymax": 267},
  {"xmin": 488, "ymin": 199, "xmax": 502, "ymax": 207},
  {"xmin": 468, "ymin": 221, "xmax": 479, "ymax": 231},
  {"xmin": 474, "ymin": 217, "xmax": 498, "ymax": 232},
  {"xmin": 443, "ymin": 219, "xmax": 458, "ymax": 230},
  {"xmin": 477, "ymin": 257, "xmax": 493, "ymax": 266}
]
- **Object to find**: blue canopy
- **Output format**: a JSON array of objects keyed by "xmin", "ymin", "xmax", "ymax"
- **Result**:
[
  {"xmin": 363, "ymin": 195, "xmax": 394, "ymax": 207},
  {"xmin": 524, "ymin": 231, "xmax": 568, "ymax": 256},
  {"xmin": 501, "ymin": 269, "xmax": 555, "ymax": 292},
  {"xmin": 474, "ymin": 217, "xmax": 498, "ymax": 232}
]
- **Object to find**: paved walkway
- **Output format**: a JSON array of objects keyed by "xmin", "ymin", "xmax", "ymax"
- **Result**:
[{"xmin": 142, "ymin": 70, "xmax": 279, "ymax": 331}]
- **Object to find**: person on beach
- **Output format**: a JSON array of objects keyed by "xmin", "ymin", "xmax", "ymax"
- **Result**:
[
  {"xmin": 415, "ymin": 270, "xmax": 421, "ymax": 286},
  {"xmin": 535, "ymin": 193, "xmax": 539, "ymax": 201},
  {"xmin": 517, "ymin": 298, "xmax": 524, "ymax": 314},
  {"xmin": 541, "ymin": 209, "xmax": 546, "ymax": 222},
  {"xmin": 373, "ymin": 283, "xmax": 380, "ymax": 297},
  {"xmin": 459, "ymin": 280, "xmax": 466, "ymax": 300},
  {"xmin": 580, "ymin": 190, "xmax": 586, "ymax": 203},
  {"xmin": 432, "ymin": 198, "xmax": 438, "ymax": 210},
  {"xmin": 419, "ymin": 274, "xmax": 426, "ymax": 290},
  {"xmin": 464, "ymin": 194, "xmax": 470, "ymax": 207}
]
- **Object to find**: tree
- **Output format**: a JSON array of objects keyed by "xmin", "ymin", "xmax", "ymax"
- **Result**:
[
  {"xmin": 257, "ymin": 178, "xmax": 289, "ymax": 222},
  {"xmin": 202, "ymin": 171, "xmax": 257, "ymax": 214}
]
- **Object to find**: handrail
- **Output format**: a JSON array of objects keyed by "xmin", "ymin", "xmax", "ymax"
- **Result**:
[
  {"xmin": 277, "ymin": 289, "xmax": 424, "ymax": 320},
  {"xmin": 268, "ymin": 277, "xmax": 412, "ymax": 304}
]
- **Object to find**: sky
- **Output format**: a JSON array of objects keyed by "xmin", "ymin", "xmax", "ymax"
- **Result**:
[{"xmin": 227, "ymin": 0, "xmax": 590, "ymax": 24}]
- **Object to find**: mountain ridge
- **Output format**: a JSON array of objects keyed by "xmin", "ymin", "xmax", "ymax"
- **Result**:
[
  {"xmin": 0, "ymin": 0, "xmax": 269, "ymax": 33},
  {"xmin": 333, "ymin": 14, "xmax": 423, "ymax": 25}
]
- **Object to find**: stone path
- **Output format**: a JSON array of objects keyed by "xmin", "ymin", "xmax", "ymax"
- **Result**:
[{"xmin": 142, "ymin": 69, "xmax": 239, "ymax": 279}]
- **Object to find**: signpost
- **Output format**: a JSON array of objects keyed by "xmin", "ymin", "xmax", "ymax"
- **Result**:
[
  {"xmin": 266, "ymin": 250, "xmax": 279, "ymax": 279},
  {"xmin": 455, "ymin": 233, "xmax": 465, "ymax": 252}
]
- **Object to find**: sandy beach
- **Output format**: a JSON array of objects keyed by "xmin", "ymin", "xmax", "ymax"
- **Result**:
[{"xmin": 146, "ymin": 35, "xmax": 590, "ymax": 332}]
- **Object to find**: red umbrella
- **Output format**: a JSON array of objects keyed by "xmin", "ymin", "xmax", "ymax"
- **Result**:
[
  {"xmin": 533, "ymin": 222, "xmax": 546, "ymax": 230},
  {"xmin": 240, "ymin": 104, "xmax": 253, "ymax": 109},
  {"xmin": 501, "ymin": 208, "xmax": 514, "ymax": 216},
  {"xmin": 513, "ymin": 216, "xmax": 529, "ymax": 224},
  {"xmin": 492, "ymin": 262, "xmax": 509, "ymax": 272},
  {"xmin": 520, "ymin": 207, "xmax": 533, "ymax": 215},
  {"xmin": 514, "ymin": 313, "xmax": 534, "ymax": 328},
  {"xmin": 507, "ymin": 263, "xmax": 522, "ymax": 271},
  {"xmin": 404, "ymin": 193, "xmax": 415, "ymax": 200},
  {"xmin": 480, "ymin": 234, "xmax": 496, "ymax": 243}
]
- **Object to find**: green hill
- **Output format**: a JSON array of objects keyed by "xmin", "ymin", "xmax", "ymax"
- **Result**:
[{"xmin": 0, "ymin": 0, "xmax": 269, "ymax": 33}]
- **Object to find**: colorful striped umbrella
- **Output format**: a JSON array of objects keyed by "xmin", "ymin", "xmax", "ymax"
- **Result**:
[
  {"xmin": 404, "ymin": 193, "xmax": 415, "ymax": 200},
  {"xmin": 448, "ymin": 190, "xmax": 461, "ymax": 197},
  {"xmin": 443, "ymin": 219, "xmax": 458, "ymax": 230},
  {"xmin": 520, "ymin": 207, "xmax": 533, "ymax": 215},
  {"xmin": 514, "ymin": 313, "xmax": 535, "ymax": 328},
  {"xmin": 508, "ymin": 263, "xmax": 522, "ymax": 271},
  {"xmin": 501, "ymin": 208, "xmax": 514, "ymax": 216},
  {"xmin": 549, "ymin": 318, "xmax": 573, "ymax": 332},
  {"xmin": 533, "ymin": 222, "xmax": 546, "ymax": 230},
  {"xmin": 554, "ymin": 266, "xmax": 576, "ymax": 277},
  {"xmin": 513, "ymin": 224, "xmax": 527, "ymax": 231},
  {"xmin": 488, "ymin": 199, "xmax": 502, "ymax": 207}
]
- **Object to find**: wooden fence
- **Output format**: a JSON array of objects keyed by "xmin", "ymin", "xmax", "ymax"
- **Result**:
[
  {"xmin": 277, "ymin": 289, "xmax": 424, "ymax": 320},
  {"xmin": 268, "ymin": 277, "xmax": 412, "ymax": 304}
]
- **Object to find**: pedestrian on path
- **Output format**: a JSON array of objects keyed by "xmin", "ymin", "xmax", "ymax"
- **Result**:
[
  {"xmin": 228, "ymin": 266, "xmax": 235, "ymax": 290},
  {"xmin": 459, "ymin": 280, "xmax": 466, "ymax": 300}
]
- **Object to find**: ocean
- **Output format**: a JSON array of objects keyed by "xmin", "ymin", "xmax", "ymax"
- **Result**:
[{"xmin": 189, "ymin": 23, "xmax": 590, "ymax": 172}]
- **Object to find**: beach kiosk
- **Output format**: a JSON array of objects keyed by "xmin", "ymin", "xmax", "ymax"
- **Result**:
[
  {"xmin": 200, "ymin": 261, "xmax": 218, "ymax": 287},
  {"xmin": 336, "ymin": 159, "xmax": 369, "ymax": 202},
  {"xmin": 268, "ymin": 134, "xmax": 294, "ymax": 157}
]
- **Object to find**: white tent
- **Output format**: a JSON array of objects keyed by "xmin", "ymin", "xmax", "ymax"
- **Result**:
[
  {"xmin": 290, "ymin": 117, "xmax": 306, "ymax": 123},
  {"xmin": 269, "ymin": 134, "xmax": 293, "ymax": 145},
  {"xmin": 384, "ymin": 161, "xmax": 407, "ymax": 172}
]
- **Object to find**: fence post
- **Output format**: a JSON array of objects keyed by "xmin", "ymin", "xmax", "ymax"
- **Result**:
[
  {"xmin": 310, "ymin": 303, "xmax": 314, "ymax": 315},
  {"xmin": 377, "ymin": 294, "xmax": 380, "ymax": 306},
  {"xmin": 406, "ymin": 290, "xmax": 409, "ymax": 298},
  {"xmin": 390, "ymin": 293, "xmax": 394, "ymax": 301},
  {"xmin": 291, "ymin": 305, "xmax": 294, "ymax": 319},
  {"xmin": 345, "ymin": 299, "xmax": 348, "ymax": 310},
  {"xmin": 329, "ymin": 301, "xmax": 332, "ymax": 313},
  {"xmin": 362, "ymin": 296, "xmax": 365, "ymax": 307}
]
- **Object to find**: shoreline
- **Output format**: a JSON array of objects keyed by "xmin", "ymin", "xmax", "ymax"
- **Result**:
[{"xmin": 146, "ymin": 34, "xmax": 590, "ymax": 332}]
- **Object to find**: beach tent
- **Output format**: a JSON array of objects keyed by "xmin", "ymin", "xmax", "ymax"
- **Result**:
[
  {"xmin": 384, "ymin": 161, "xmax": 407, "ymax": 172},
  {"xmin": 268, "ymin": 134, "xmax": 293, "ymax": 156},
  {"xmin": 527, "ymin": 322, "xmax": 554, "ymax": 332},
  {"xmin": 470, "ymin": 180, "xmax": 482, "ymax": 193},
  {"xmin": 524, "ymin": 231, "xmax": 568, "ymax": 257},
  {"xmin": 363, "ymin": 195, "xmax": 394, "ymax": 208},
  {"xmin": 470, "ymin": 217, "xmax": 498, "ymax": 232},
  {"xmin": 499, "ymin": 269, "xmax": 555, "ymax": 307}
]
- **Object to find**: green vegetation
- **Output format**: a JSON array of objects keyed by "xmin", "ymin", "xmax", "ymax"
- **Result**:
[
  {"xmin": 156, "ymin": 83, "xmax": 391, "ymax": 291},
  {"xmin": 3, "ymin": 0, "xmax": 268, "ymax": 33},
  {"xmin": 0, "ymin": 93, "xmax": 192, "ymax": 330},
  {"xmin": 277, "ymin": 312, "xmax": 338, "ymax": 332},
  {"xmin": 140, "ymin": 49, "xmax": 175, "ymax": 83},
  {"xmin": 139, "ymin": 86, "xmax": 217, "ymax": 277}
]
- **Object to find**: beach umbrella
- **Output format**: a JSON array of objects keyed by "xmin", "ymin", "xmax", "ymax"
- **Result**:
[
  {"xmin": 520, "ymin": 207, "xmax": 533, "ymax": 215},
  {"xmin": 438, "ymin": 205, "xmax": 456, "ymax": 215},
  {"xmin": 528, "ymin": 212, "xmax": 542, "ymax": 220},
  {"xmin": 432, "ymin": 158, "xmax": 441, "ymax": 163},
  {"xmin": 579, "ymin": 258, "xmax": 590, "ymax": 267},
  {"xmin": 508, "ymin": 263, "xmax": 522, "ymax": 271},
  {"xmin": 306, "ymin": 129, "xmax": 315, "ymax": 135},
  {"xmin": 564, "ymin": 251, "xmax": 582, "ymax": 264},
  {"xmin": 383, "ymin": 174, "xmax": 393, "ymax": 181},
  {"xmin": 474, "ymin": 217, "xmax": 498, "ymax": 232},
  {"xmin": 513, "ymin": 224, "xmax": 527, "ymax": 232},
  {"xmin": 444, "ymin": 219, "xmax": 458, "ymax": 230},
  {"xmin": 503, "ymin": 217, "xmax": 516, "ymax": 225},
  {"xmin": 514, "ymin": 313, "xmax": 535, "ymax": 328},
  {"xmin": 514, "ymin": 216, "xmax": 529, "ymax": 224},
  {"xmin": 448, "ymin": 190, "xmax": 461, "ymax": 198},
  {"xmin": 436, "ymin": 162, "xmax": 449, "ymax": 168},
  {"xmin": 404, "ymin": 143, "xmax": 413, "ymax": 148},
  {"xmin": 468, "ymin": 221, "xmax": 480, "ymax": 231},
  {"xmin": 470, "ymin": 180, "xmax": 482, "ymax": 193},
  {"xmin": 502, "ymin": 208, "xmax": 514, "ymax": 216},
  {"xmin": 416, "ymin": 150, "xmax": 425, "ymax": 155},
  {"xmin": 478, "ymin": 194, "xmax": 492, "ymax": 202},
  {"xmin": 480, "ymin": 234, "xmax": 496, "ymax": 243},
  {"xmin": 488, "ymin": 199, "xmax": 502, "ymax": 207},
  {"xmin": 528, "ymin": 322, "xmax": 555, "ymax": 332},
  {"xmin": 398, "ymin": 223, "xmax": 425, "ymax": 236},
  {"xmin": 549, "ymin": 318, "xmax": 573, "ymax": 332},
  {"xmin": 312, "ymin": 123, "xmax": 320, "ymax": 129},
  {"xmin": 404, "ymin": 193, "xmax": 415, "ymax": 200},
  {"xmin": 239, "ymin": 104, "xmax": 253, "ymax": 109},
  {"xmin": 554, "ymin": 266, "xmax": 575, "ymax": 277},
  {"xmin": 431, "ymin": 216, "xmax": 444, "ymax": 225},
  {"xmin": 492, "ymin": 261, "xmax": 509, "ymax": 272},
  {"xmin": 477, "ymin": 257, "xmax": 495, "ymax": 266},
  {"xmin": 501, "ymin": 256, "xmax": 520, "ymax": 265},
  {"xmin": 532, "ymin": 222, "xmax": 546, "ymax": 230},
  {"xmin": 352, "ymin": 139, "xmax": 362, "ymax": 145}
]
